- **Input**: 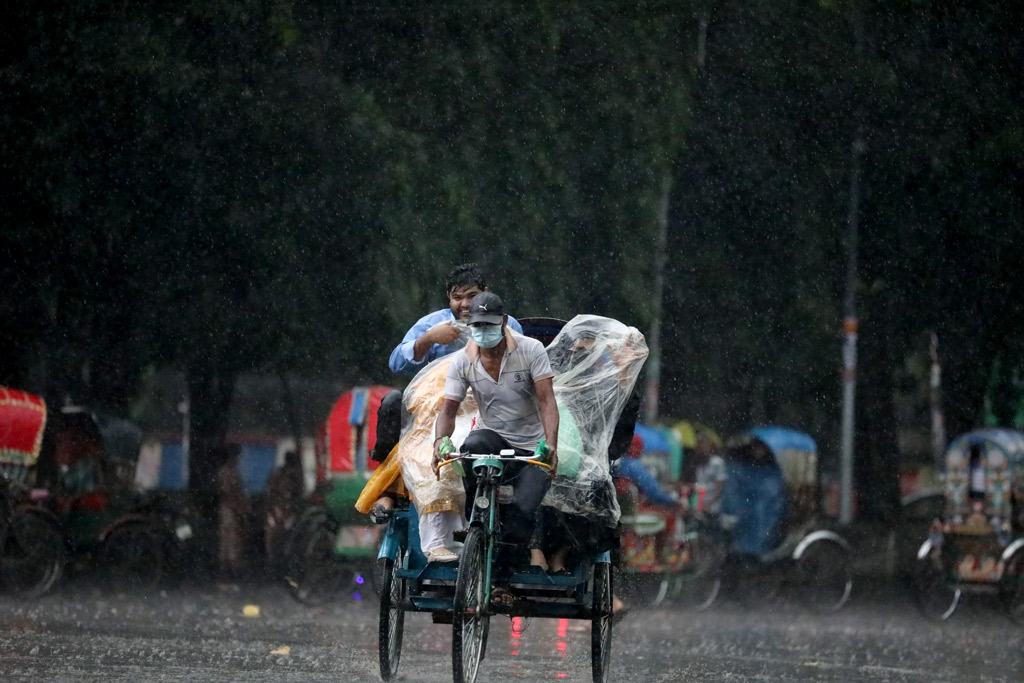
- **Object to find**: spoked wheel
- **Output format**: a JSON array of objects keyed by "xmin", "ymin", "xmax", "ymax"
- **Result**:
[
  {"xmin": 999, "ymin": 550, "xmax": 1024, "ymax": 626},
  {"xmin": 0, "ymin": 510, "xmax": 65, "ymax": 598},
  {"xmin": 618, "ymin": 572, "xmax": 669, "ymax": 607},
  {"xmin": 794, "ymin": 539, "xmax": 853, "ymax": 613},
  {"xmin": 377, "ymin": 555, "xmax": 405, "ymax": 681},
  {"xmin": 591, "ymin": 562, "xmax": 613, "ymax": 683},
  {"xmin": 291, "ymin": 522, "xmax": 348, "ymax": 606},
  {"xmin": 101, "ymin": 522, "xmax": 164, "ymax": 590},
  {"xmin": 453, "ymin": 527, "xmax": 488, "ymax": 683},
  {"xmin": 912, "ymin": 541, "xmax": 960, "ymax": 621},
  {"xmin": 676, "ymin": 536, "xmax": 725, "ymax": 611}
]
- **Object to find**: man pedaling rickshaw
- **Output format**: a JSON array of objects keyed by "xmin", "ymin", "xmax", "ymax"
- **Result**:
[{"xmin": 355, "ymin": 300, "xmax": 648, "ymax": 613}]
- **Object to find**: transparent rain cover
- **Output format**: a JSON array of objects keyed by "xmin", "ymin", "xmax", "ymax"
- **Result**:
[
  {"xmin": 542, "ymin": 315, "xmax": 648, "ymax": 527},
  {"xmin": 397, "ymin": 354, "xmax": 474, "ymax": 515}
]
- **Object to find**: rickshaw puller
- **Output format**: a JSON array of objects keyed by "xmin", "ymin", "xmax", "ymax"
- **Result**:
[{"xmin": 432, "ymin": 292, "xmax": 559, "ymax": 565}]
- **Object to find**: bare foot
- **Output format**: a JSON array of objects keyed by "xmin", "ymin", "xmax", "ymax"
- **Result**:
[
  {"xmin": 529, "ymin": 549, "xmax": 549, "ymax": 571},
  {"xmin": 549, "ymin": 547, "xmax": 569, "ymax": 573}
]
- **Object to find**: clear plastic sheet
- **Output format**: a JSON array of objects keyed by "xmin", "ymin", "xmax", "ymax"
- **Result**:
[
  {"xmin": 397, "ymin": 355, "xmax": 475, "ymax": 515},
  {"xmin": 542, "ymin": 315, "xmax": 648, "ymax": 527}
]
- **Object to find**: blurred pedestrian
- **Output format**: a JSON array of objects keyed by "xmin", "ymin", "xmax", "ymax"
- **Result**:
[
  {"xmin": 217, "ymin": 444, "xmax": 249, "ymax": 583},
  {"xmin": 263, "ymin": 450, "xmax": 304, "ymax": 564}
]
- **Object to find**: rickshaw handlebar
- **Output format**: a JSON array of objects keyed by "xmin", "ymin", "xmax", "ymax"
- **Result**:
[{"xmin": 437, "ymin": 451, "xmax": 553, "ymax": 473}]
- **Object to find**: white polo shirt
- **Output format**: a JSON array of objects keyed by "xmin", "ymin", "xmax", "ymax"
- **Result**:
[{"xmin": 444, "ymin": 329, "xmax": 554, "ymax": 451}]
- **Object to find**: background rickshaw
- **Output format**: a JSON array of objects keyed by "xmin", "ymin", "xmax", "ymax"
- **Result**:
[
  {"xmin": 281, "ymin": 386, "xmax": 392, "ymax": 605},
  {"xmin": 615, "ymin": 422, "xmax": 728, "ymax": 609},
  {"xmin": 718, "ymin": 426, "xmax": 853, "ymax": 612},
  {"xmin": 912, "ymin": 429, "xmax": 1024, "ymax": 622},
  {"xmin": 41, "ymin": 405, "xmax": 194, "ymax": 589},
  {"xmin": 375, "ymin": 315, "xmax": 643, "ymax": 683},
  {"xmin": 0, "ymin": 386, "xmax": 65, "ymax": 597}
]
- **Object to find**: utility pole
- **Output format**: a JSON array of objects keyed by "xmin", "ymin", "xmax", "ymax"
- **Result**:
[
  {"xmin": 643, "ymin": 172, "xmax": 672, "ymax": 425},
  {"xmin": 929, "ymin": 332, "xmax": 946, "ymax": 472},
  {"xmin": 839, "ymin": 5, "xmax": 865, "ymax": 525}
]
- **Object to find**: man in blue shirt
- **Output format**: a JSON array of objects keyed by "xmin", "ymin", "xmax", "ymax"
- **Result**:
[
  {"xmin": 368, "ymin": 265, "xmax": 521, "ymax": 470},
  {"xmin": 388, "ymin": 264, "xmax": 523, "ymax": 374},
  {"xmin": 616, "ymin": 434, "xmax": 681, "ymax": 508}
]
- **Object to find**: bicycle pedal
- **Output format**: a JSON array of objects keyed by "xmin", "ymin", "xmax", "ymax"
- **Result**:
[
  {"xmin": 452, "ymin": 528, "xmax": 468, "ymax": 543},
  {"xmin": 497, "ymin": 485, "xmax": 514, "ymax": 504},
  {"xmin": 431, "ymin": 610, "xmax": 453, "ymax": 624}
]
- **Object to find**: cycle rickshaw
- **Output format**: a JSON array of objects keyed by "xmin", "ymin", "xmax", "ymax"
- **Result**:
[
  {"xmin": 615, "ymin": 422, "xmax": 728, "ymax": 610},
  {"xmin": 369, "ymin": 315, "xmax": 647, "ymax": 683},
  {"xmin": 718, "ymin": 426, "xmax": 853, "ymax": 612},
  {"xmin": 0, "ymin": 386, "xmax": 65, "ymax": 597},
  {"xmin": 912, "ymin": 428, "xmax": 1024, "ymax": 622}
]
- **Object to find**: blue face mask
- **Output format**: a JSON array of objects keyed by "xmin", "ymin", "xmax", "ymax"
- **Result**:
[{"xmin": 470, "ymin": 324, "xmax": 503, "ymax": 349}]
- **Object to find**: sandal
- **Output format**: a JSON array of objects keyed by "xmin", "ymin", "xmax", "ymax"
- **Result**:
[
  {"xmin": 426, "ymin": 547, "xmax": 459, "ymax": 563},
  {"xmin": 491, "ymin": 586, "xmax": 517, "ymax": 609},
  {"xmin": 369, "ymin": 502, "xmax": 392, "ymax": 524}
]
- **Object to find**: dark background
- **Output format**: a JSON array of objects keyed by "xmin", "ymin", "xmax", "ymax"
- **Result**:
[{"xmin": 2, "ymin": 1, "xmax": 1022, "ymax": 523}]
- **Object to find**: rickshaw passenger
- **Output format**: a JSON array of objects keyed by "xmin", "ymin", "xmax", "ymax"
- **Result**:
[
  {"xmin": 616, "ymin": 434, "xmax": 682, "ymax": 509},
  {"xmin": 432, "ymin": 292, "xmax": 559, "ymax": 564},
  {"xmin": 538, "ymin": 323, "xmax": 646, "ymax": 572},
  {"xmin": 691, "ymin": 432, "xmax": 727, "ymax": 515},
  {"xmin": 367, "ymin": 263, "xmax": 522, "ymax": 521}
]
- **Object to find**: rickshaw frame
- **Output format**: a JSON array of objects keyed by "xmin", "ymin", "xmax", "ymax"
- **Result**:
[{"xmin": 377, "ymin": 450, "xmax": 613, "ymax": 683}]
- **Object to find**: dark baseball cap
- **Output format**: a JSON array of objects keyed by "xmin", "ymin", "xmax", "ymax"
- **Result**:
[{"xmin": 468, "ymin": 291, "xmax": 505, "ymax": 325}]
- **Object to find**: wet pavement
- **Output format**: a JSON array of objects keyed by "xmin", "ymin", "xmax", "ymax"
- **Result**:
[{"xmin": 0, "ymin": 579, "xmax": 1021, "ymax": 682}]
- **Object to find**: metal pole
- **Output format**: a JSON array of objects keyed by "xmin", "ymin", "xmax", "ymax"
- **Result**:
[
  {"xmin": 643, "ymin": 172, "xmax": 672, "ymax": 425},
  {"xmin": 929, "ymin": 332, "xmax": 946, "ymax": 472},
  {"xmin": 839, "ymin": 6, "xmax": 865, "ymax": 524}
]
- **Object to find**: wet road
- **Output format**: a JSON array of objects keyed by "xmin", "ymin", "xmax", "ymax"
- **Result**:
[{"xmin": 0, "ymin": 580, "xmax": 1021, "ymax": 682}]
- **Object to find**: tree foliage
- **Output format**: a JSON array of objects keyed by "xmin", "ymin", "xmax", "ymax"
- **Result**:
[{"xmin": 2, "ymin": 1, "xmax": 1022, "ymax": 521}]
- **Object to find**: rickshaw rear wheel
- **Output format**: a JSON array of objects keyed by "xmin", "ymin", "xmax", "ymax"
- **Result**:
[
  {"xmin": 101, "ymin": 521, "xmax": 164, "ymax": 590},
  {"xmin": 794, "ymin": 539, "xmax": 853, "ymax": 613},
  {"xmin": 453, "ymin": 527, "xmax": 487, "ymax": 683},
  {"xmin": 0, "ymin": 510, "xmax": 65, "ymax": 598},
  {"xmin": 377, "ymin": 555, "xmax": 405, "ymax": 681},
  {"xmin": 912, "ymin": 543, "xmax": 960, "ymax": 621},
  {"xmin": 676, "ymin": 536, "xmax": 725, "ymax": 611},
  {"xmin": 591, "ymin": 562, "xmax": 613, "ymax": 683},
  {"xmin": 291, "ymin": 522, "xmax": 349, "ymax": 606},
  {"xmin": 999, "ymin": 550, "xmax": 1024, "ymax": 626}
]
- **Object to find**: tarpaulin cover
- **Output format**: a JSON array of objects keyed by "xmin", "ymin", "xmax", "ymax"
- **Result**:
[
  {"xmin": 325, "ymin": 385, "xmax": 395, "ymax": 475},
  {"xmin": 633, "ymin": 423, "xmax": 672, "ymax": 453},
  {"xmin": 721, "ymin": 426, "xmax": 817, "ymax": 557},
  {"xmin": 541, "ymin": 315, "xmax": 648, "ymax": 528},
  {"xmin": 0, "ymin": 386, "xmax": 47, "ymax": 466}
]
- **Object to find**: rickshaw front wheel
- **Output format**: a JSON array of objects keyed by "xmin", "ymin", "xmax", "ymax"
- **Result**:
[
  {"xmin": 452, "ymin": 527, "xmax": 488, "ymax": 683},
  {"xmin": 101, "ymin": 521, "xmax": 164, "ymax": 590},
  {"xmin": 794, "ymin": 538, "xmax": 853, "ymax": 613},
  {"xmin": 377, "ymin": 555, "xmax": 405, "ymax": 681},
  {"xmin": 591, "ymin": 562, "xmax": 613, "ymax": 683}
]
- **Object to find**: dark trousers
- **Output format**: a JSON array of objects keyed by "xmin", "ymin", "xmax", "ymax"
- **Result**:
[
  {"xmin": 460, "ymin": 429, "xmax": 550, "ymax": 545},
  {"xmin": 369, "ymin": 390, "xmax": 404, "ymax": 463}
]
